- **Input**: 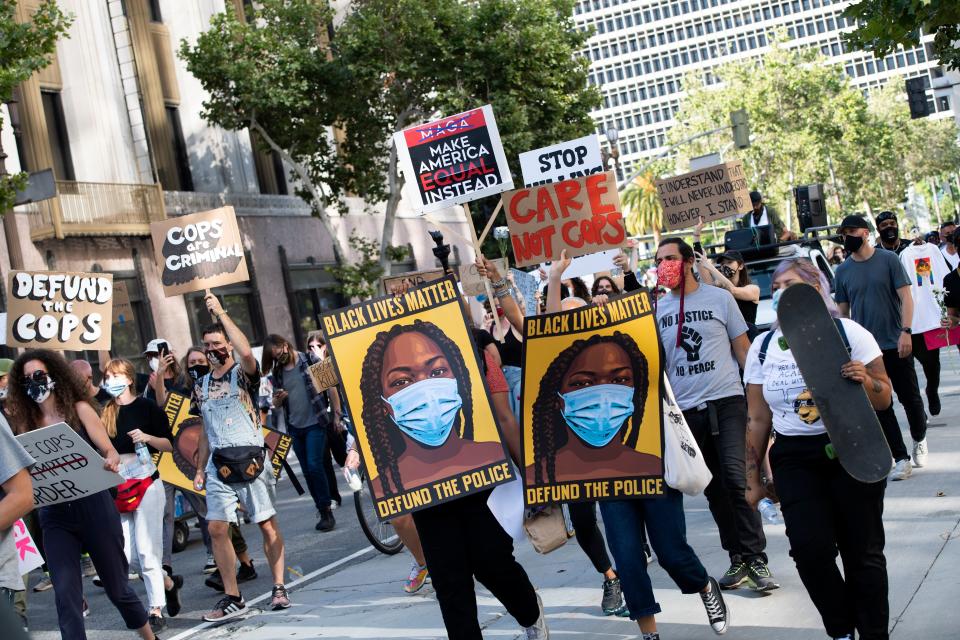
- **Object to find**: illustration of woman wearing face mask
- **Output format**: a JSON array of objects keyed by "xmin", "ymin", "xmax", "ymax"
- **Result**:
[
  {"xmin": 359, "ymin": 320, "xmax": 504, "ymax": 498},
  {"xmin": 527, "ymin": 332, "xmax": 661, "ymax": 485}
]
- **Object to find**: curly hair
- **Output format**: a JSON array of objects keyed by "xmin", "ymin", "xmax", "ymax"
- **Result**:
[
  {"xmin": 359, "ymin": 320, "xmax": 474, "ymax": 496},
  {"xmin": 6, "ymin": 349, "xmax": 90, "ymax": 435},
  {"xmin": 531, "ymin": 332, "xmax": 649, "ymax": 485},
  {"xmin": 591, "ymin": 276, "xmax": 621, "ymax": 297}
]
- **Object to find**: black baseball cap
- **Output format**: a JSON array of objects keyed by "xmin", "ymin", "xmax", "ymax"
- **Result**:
[
  {"xmin": 749, "ymin": 191, "xmax": 762, "ymax": 204},
  {"xmin": 875, "ymin": 210, "xmax": 897, "ymax": 225},
  {"xmin": 838, "ymin": 215, "xmax": 870, "ymax": 233},
  {"xmin": 718, "ymin": 250, "xmax": 745, "ymax": 264}
]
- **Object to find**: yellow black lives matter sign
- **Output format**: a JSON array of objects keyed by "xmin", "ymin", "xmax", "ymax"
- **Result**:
[
  {"xmin": 322, "ymin": 276, "xmax": 513, "ymax": 520},
  {"xmin": 521, "ymin": 289, "xmax": 664, "ymax": 507}
]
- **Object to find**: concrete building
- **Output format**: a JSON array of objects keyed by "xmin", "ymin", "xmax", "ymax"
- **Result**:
[
  {"xmin": 573, "ymin": 0, "xmax": 955, "ymax": 179},
  {"xmin": 1, "ymin": 0, "xmax": 473, "ymax": 366}
]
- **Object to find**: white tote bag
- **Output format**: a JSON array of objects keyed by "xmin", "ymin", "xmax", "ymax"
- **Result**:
[{"xmin": 662, "ymin": 378, "xmax": 712, "ymax": 496}]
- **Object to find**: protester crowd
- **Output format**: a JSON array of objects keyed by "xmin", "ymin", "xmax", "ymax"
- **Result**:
[{"xmin": 1, "ymin": 206, "xmax": 958, "ymax": 640}]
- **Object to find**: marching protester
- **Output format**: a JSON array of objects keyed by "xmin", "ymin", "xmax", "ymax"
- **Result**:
[
  {"xmin": 874, "ymin": 211, "xmax": 911, "ymax": 255},
  {"xmin": 745, "ymin": 258, "xmax": 892, "ymax": 640},
  {"xmin": 304, "ymin": 332, "xmax": 348, "ymax": 508},
  {"xmin": 545, "ymin": 250, "xmax": 730, "ymax": 637},
  {"xmin": 263, "ymin": 334, "xmax": 337, "ymax": 532},
  {"xmin": 69, "ymin": 360, "xmax": 111, "ymax": 412},
  {"xmin": 100, "ymin": 359, "xmax": 181, "ymax": 632},
  {"xmin": 0, "ymin": 359, "xmax": 11, "ymax": 420},
  {"xmin": 654, "ymin": 237, "xmax": 775, "ymax": 592},
  {"xmin": 192, "ymin": 294, "xmax": 290, "ymax": 620},
  {"xmin": 5, "ymin": 350, "xmax": 160, "ymax": 640},
  {"xmin": 834, "ymin": 215, "xmax": 927, "ymax": 479}
]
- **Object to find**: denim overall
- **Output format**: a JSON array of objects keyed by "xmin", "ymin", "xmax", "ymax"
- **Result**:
[{"xmin": 200, "ymin": 366, "xmax": 264, "ymax": 475}]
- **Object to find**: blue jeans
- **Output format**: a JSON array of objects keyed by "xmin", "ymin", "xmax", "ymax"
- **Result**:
[
  {"xmin": 290, "ymin": 424, "xmax": 332, "ymax": 510},
  {"xmin": 599, "ymin": 489, "xmax": 708, "ymax": 618}
]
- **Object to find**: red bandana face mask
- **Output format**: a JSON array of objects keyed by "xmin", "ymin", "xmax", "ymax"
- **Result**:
[{"xmin": 656, "ymin": 259, "xmax": 684, "ymax": 290}]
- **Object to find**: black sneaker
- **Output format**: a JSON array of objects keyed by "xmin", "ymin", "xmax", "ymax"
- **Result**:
[
  {"xmin": 149, "ymin": 613, "xmax": 167, "ymax": 633},
  {"xmin": 237, "ymin": 560, "xmax": 257, "ymax": 583},
  {"xmin": 316, "ymin": 508, "xmax": 336, "ymax": 532},
  {"xmin": 746, "ymin": 559, "xmax": 779, "ymax": 592},
  {"xmin": 928, "ymin": 392, "xmax": 941, "ymax": 416},
  {"xmin": 699, "ymin": 576, "xmax": 729, "ymax": 635},
  {"xmin": 165, "ymin": 573, "xmax": 183, "ymax": 617},
  {"xmin": 600, "ymin": 577, "xmax": 628, "ymax": 616},
  {"xmin": 717, "ymin": 562, "xmax": 749, "ymax": 590},
  {"xmin": 204, "ymin": 570, "xmax": 225, "ymax": 593},
  {"xmin": 203, "ymin": 594, "xmax": 246, "ymax": 622}
]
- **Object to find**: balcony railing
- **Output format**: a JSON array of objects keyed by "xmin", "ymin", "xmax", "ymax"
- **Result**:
[
  {"xmin": 164, "ymin": 191, "xmax": 313, "ymax": 217},
  {"xmin": 21, "ymin": 180, "xmax": 166, "ymax": 241}
]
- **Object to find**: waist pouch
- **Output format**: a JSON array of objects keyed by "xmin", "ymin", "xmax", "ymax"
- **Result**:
[
  {"xmin": 213, "ymin": 446, "xmax": 266, "ymax": 484},
  {"xmin": 115, "ymin": 477, "xmax": 153, "ymax": 513}
]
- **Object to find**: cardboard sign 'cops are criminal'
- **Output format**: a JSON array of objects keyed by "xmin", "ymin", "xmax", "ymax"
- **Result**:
[
  {"xmin": 6, "ymin": 271, "xmax": 113, "ymax": 350},
  {"xmin": 150, "ymin": 206, "xmax": 248, "ymax": 297},
  {"xmin": 394, "ymin": 105, "xmax": 513, "ymax": 213}
]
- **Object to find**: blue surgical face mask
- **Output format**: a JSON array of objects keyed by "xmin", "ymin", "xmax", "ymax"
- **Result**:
[
  {"xmin": 382, "ymin": 377, "xmax": 463, "ymax": 447},
  {"xmin": 104, "ymin": 377, "xmax": 130, "ymax": 398},
  {"xmin": 771, "ymin": 288, "xmax": 783, "ymax": 312},
  {"xmin": 558, "ymin": 383, "xmax": 635, "ymax": 447}
]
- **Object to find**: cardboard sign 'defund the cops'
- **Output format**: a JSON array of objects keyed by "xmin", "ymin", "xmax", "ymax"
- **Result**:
[
  {"xmin": 6, "ymin": 271, "xmax": 113, "ymax": 350},
  {"xmin": 150, "ymin": 206, "xmax": 248, "ymax": 297},
  {"xmin": 321, "ymin": 276, "xmax": 514, "ymax": 520},
  {"xmin": 393, "ymin": 105, "xmax": 514, "ymax": 214}
]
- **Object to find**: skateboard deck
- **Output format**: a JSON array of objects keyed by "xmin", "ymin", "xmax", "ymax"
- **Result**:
[{"xmin": 777, "ymin": 283, "xmax": 891, "ymax": 483}]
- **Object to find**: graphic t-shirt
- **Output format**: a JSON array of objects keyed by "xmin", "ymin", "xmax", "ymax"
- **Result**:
[
  {"xmin": 744, "ymin": 318, "xmax": 882, "ymax": 437},
  {"xmin": 899, "ymin": 243, "xmax": 952, "ymax": 333},
  {"xmin": 834, "ymin": 248, "xmax": 910, "ymax": 350},
  {"xmin": 656, "ymin": 284, "xmax": 748, "ymax": 411},
  {"xmin": 0, "ymin": 416, "xmax": 35, "ymax": 591},
  {"xmin": 193, "ymin": 363, "xmax": 263, "ymax": 432}
]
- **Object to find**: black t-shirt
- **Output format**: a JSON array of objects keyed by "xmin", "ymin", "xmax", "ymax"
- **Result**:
[
  {"xmin": 110, "ymin": 396, "xmax": 174, "ymax": 456},
  {"xmin": 95, "ymin": 388, "xmax": 112, "ymax": 406},
  {"xmin": 944, "ymin": 269, "xmax": 960, "ymax": 310},
  {"xmin": 496, "ymin": 327, "xmax": 523, "ymax": 367},
  {"xmin": 736, "ymin": 297, "xmax": 758, "ymax": 325}
]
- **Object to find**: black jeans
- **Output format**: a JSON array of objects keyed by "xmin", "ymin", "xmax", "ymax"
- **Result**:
[
  {"xmin": 412, "ymin": 490, "xmax": 539, "ymax": 639},
  {"xmin": 877, "ymin": 350, "xmax": 927, "ymax": 460},
  {"xmin": 40, "ymin": 491, "xmax": 148, "ymax": 639},
  {"xmin": 289, "ymin": 424, "xmax": 333, "ymax": 511},
  {"xmin": 684, "ymin": 395, "xmax": 766, "ymax": 564},
  {"xmin": 771, "ymin": 432, "xmax": 888, "ymax": 640},
  {"xmin": 911, "ymin": 333, "xmax": 940, "ymax": 405},
  {"xmin": 567, "ymin": 501, "xmax": 613, "ymax": 574}
]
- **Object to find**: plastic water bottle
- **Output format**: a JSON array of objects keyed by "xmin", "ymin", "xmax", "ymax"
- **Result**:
[
  {"xmin": 344, "ymin": 467, "xmax": 363, "ymax": 492},
  {"xmin": 758, "ymin": 498, "xmax": 780, "ymax": 524},
  {"xmin": 135, "ymin": 442, "xmax": 151, "ymax": 465}
]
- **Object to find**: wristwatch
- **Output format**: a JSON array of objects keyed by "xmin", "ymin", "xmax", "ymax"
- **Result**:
[{"xmin": 901, "ymin": 327, "xmax": 912, "ymax": 334}]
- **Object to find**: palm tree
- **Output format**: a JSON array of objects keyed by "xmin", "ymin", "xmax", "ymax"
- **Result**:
[{"xmin": 622, "ymin": 172, "xmax": 665, "ymax": 244}]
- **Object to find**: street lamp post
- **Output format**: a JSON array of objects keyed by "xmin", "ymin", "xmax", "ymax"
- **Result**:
[{"xmin": 602, "ymin": 126, "xmax": 621, "ymax": 181}]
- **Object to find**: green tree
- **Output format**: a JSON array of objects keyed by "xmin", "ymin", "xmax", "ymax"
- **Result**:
[
  {"xmin": 0, "ymin": 1, "xmax": 72, "ymax": 213},
  {"xmin": 842, "ymin": 1, "xmax": 960, "ymax": 70}
]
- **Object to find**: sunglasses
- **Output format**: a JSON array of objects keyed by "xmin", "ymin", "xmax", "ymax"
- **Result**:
[{"xmin": 27, "ymin": 370, "xmax": 50, "ymax": 385}]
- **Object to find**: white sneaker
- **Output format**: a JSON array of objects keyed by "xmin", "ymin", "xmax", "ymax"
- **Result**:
[
  {"xmin": 912, "ymin": 439, "xmax": 928, "ymax": 468},
  {"xmin": 890, "ymin": 458, "xmax": 912, "ymax": 481},
  {"xmin": 524, "ymin": 593, "xmax": 549, "ymax": 639}
]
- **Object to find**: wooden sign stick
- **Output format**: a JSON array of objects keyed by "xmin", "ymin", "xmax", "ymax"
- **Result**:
[
  {"xmin": 463, "ymin": 202, "xmax": 504, "ymax": 340},
  {"xmin": 477, "ymin": 199, "xmax": 504, "ymax": 246}
]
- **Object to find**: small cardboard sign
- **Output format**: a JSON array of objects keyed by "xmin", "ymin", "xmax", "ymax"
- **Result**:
[
  {"xmin": 503, "ymin": 171, "xmax": 626, "ymax": 268},
  {"xmin": 16, "ymin": 422, "xmax": 123, "ymax": 507},
  {"xmin": 656, "ymin": 161, "xmax": 750, "ymax": 230},
  {"xmin": 13, "ymin": 519, "xmax": 44, "ymax": 575},
  {"xmin": 381, "ymin": 269, "xmax": 446, "ymax": 294},
  {"xmin": 519, "ymin": 134, "xmax": 603, "ymax": 187},
  {"xmin": 150, "ymin": 206, "xmax": 248, "ymax": 297},
  {"xmin": 540, "ymin": 249, "xmax": 620, "ymax": 281},
  {"xmin": 394, "ymin": 105, "xmax": 514, "ymax": 214},
  {"xmin": 460, "ymin": 257, "xmax": 509, "ymax": 296},
  {"xmin": 308, "ymin": 358, "xmax": 338, "ymax": 393},
  {"xmin": 112, "ymin": 281, "xmax": 134, "ymax": 325},
  {"xmin": 5, "ymin": 271, "xmax": 113, "ymax": 350},
  {"xmin": 510, "ymin": 268, "xmax": 541, "ymax": 316}
]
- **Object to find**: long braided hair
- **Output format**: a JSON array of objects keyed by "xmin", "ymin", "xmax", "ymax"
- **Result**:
[
  {"xmin": 531, "ymin": 332, "xmax": 649, "ymax": 485},
  {"xmin": 359, "ymin": 320, "xmax": 475, "ymax": 496}
]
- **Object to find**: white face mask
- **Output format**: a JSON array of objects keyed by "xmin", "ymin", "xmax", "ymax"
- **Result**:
[
  {"xmin": 149, "ymin": 357, "xmax": 159, "ymax": 372},
  {"xmin": 0, "ymin": 387, "xmax": 7, "ymax": 400}
]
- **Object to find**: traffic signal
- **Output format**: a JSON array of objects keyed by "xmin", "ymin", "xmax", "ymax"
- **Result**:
[
  {"xmin": 905, "ymin": 77, "xmax": 929, "ymax": 119},
  {"xmin": 730, "ymin": 109, "xmax": 750, "ymax": 149}
]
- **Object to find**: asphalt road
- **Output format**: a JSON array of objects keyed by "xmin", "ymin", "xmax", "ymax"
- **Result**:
[{"xmin": 27, "ymin": 457, "xmax": 391, "ymax": 639}]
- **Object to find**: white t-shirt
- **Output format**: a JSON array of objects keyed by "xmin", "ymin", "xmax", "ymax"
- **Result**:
[
  {"xmin": 899, "ymin": 243, "xmax": 952, "ymax": 333},
  {"xmin": 744, "ymin": 318, "xmax": 882, "ymax": 437},
  {"xmin": 748, "ymin": 207, "xmax": 769, "ymax": 227},
  {"xmin": 942, "ymin": 247, "xmax": 959, "ymax": 271}
]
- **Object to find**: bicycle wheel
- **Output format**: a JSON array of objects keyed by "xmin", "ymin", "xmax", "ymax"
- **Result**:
[{"xmin": 354, "ymin": 469, "xmax": 404, "ymax": 555}]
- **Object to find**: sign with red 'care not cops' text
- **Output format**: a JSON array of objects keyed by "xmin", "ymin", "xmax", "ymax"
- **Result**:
[
  {"xmin": 394, "ymin": 105, "xmax": 514, "ymax": 214},
  {"xmin": 502, "ymin": 171, "xmax": 626, "ymax": 268}
]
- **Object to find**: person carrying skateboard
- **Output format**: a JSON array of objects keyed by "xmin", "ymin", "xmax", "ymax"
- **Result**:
[
  {"xmin": 834, "ymin": 214, "xmax": 928, "ymax": 480},
  {"xmin": 654, "ymin": 238, "xmax": 776, "ymax": 592},
  {"xmin": 745, "ymin": 258, "xmax": 893, "ymax": 640}
]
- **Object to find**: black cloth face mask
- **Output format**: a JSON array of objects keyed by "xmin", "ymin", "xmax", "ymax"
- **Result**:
[{"xmin": 843, "ymin": 234, "xmax": 864, "ymax": 254}]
